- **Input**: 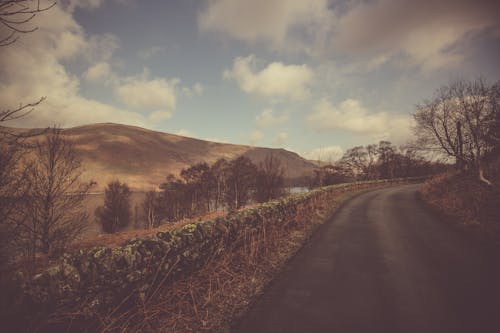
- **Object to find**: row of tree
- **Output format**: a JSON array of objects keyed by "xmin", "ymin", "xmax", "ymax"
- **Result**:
[
  {"xmin": 311, "ymin": 141, "xmax": 446, "ymax": 188},
  {"xmin": 96, "ymin": 154, "xmax": 287, "ymax": 232}
]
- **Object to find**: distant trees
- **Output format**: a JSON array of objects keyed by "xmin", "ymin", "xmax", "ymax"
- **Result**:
[
  {"xmin": 413, "ymin": 78, "xmax": 500, "ymax": 185},
  {"xmin": 255, "ymin": 154, "xmax": 286, "ymax": 203},
  {"xmin": 310, "ymin": 140, "xmax": 442, "ymax": 188},
  {"xmin": 225, "ymin": 156, "xmax": 257, "ymax": 209},
  {"xmin": 96, "ymin": 180, "xmax": 132, "ymax": 233},
  {"xmin": 153, "ymin": 154, "xmax": 287, "ymax": 223},
  {"xmin": 338, "ymin": 144, "xmax": 378, "ymax": 180},
  {"xmin": 141, "ymin": 190, "xmax": 161, "ymax": 229}
]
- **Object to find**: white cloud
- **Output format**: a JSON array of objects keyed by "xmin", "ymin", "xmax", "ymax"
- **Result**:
[
  {"xmin": 272, "ymin": 132, "xmax": 288, "ymax": 146},
  {"xmin": 175, "ymin": 129, "xmax": 193, "ymax": 137},
  {"xmin": 115, "ymin": 76, "xmax": 178, "ymax": 112},
  {"xmin": 224, "ymin": 55, "xmax": 313, "ymax": 100},
  {"xmin": 84, "ymin": 61, "xmax": 111, "ymax": 81},
  {"xmin": 302, "ymin": 146, "xmax": 344, "ymax": 162},
  {"xmin": 182, "ymin": 82, "xmax": 205, "ymax": 98},
  {"xmin": 137, "ymin": 46, "xmax": 165, "ymax": 59},
  {"xmin": 198, "ymin": 0, "xmax": 330, "ymax": 49},
  {"xmin": 149, "ymin": 111, "xmax": 173, "ymax": 123},
  {"xmin": 0, "ymin": 3, "xmax": 179, "ymax": 129},
  {"xmin": 256, "ymin": 108, "xmax": 288, "ymax": 128},
  {"xmin": 248, "ymin": 129, "xmax": 264, "ymax": 145},
  {"xmin": 193, "ymin": 82, "xmax": 205, "ymax": 95},
  {"xmin": 307, "ymin": 98, "xmax": 412, "ymax": 142}
]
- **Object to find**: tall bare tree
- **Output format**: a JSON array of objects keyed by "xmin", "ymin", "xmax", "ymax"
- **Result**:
[
  {"xmin": 14, "ymin": 128, "xmax": 93, "ymax": 269},
  {"xmin": 225, "ymin": 156, "xmax": 257, "ymax": 209},
  {"xmin": 211, "ymin": 158, "xmax": 229, "ymax": 210},
  {"xmin": 141, "ymin": 190, "xmax": 161, "ymax": 229},
  {"xmin": 255, "ymin": 154, "xmax": 286, "ymax": 203},
  {"xmin": 414, "ymin": 79, "xmax": 499, "ymax": 185}
]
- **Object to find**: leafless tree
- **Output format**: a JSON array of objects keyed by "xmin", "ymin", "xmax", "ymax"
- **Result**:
[
  {"xmin": 339, "ymin": 144, "xmax": 379, "ymax": 180},
  {"xmin": 255, "ymin": 154, "xmax": 286, "ymax": 203},
  {"xmin": 96, "ymin": 180, "xmax": 132, "ymax": 233},
  {"xmin": 225, "ymin": 156, "xmax": 257, "ymax": 209},
  {"xmin": 414, "ymin": 79, "xmax": 499, "ymax": 185},
  {"xmin": 0, "ymin": 0, "xmax": 55, "ymax": 46},
  {"xmin": 211, "ymin": 158, "xmax": 229, "ymax": 211},
  {"xmin": 141, "ymin": 190, "xmax": 161, "ymax": 229},
  {"xmin": 13, "ymin": 128, "xmax": 93, "ymax": 270}
]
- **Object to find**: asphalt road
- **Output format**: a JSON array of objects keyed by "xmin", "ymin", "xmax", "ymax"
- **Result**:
[{"xmin": 233, "ymin": 184, "xmax": 500, "ymax": 333}]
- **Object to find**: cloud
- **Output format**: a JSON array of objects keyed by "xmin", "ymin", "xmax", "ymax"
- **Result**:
[
  {"xmin": 175, "ymin": 129, "xmax": 194, "ymax": 137},
  {"xmin": 198, "ymin": 0, "xmax": 330, "ymax": 49},
  {"xmin": 115, "ymin": 75, "xmax": 178, "ymax": 112},
  {"xmin": 302, "ymin": 146, "xmax": 344, "ymax": 162},
  {"xmin": 200, "ymin": 0, "xmax": 500, "ymax": 71},
  {"xmin": 272, "ymin": 132, "xmax": 288, "ymax": 146},
  {"xmin": 248, "ymin": 130, "xmax": 264, "ymax": 145},
  {"xmin": 149, "ymin": 111, "xmax": 173, "ymax": 123},
  {"xmin": 0, "ymin": 3, "xmax": 183, "ymax": 129},
  {"xmin": 256, "ymin": 108, "xmax": 288, "ymax": 128},
  {"xmin": 333, "ymin": 0, "xmax": 500, "ymax": 70},
  {"xmin": 84, "ymin": 61, "xmax": 111, "ymax": 81},
  {"xmin": 224, "ymin": 55, "xmax": 313, "ymax": 100},
  {"xmin": 307, "ymin": 98, "xmax": 412, "ymax": 142},
  {"xmin": 137, "ymin": 46, "xmax": 165, "ymax": 59},
  {"xmin": 181, "ymin": 82, "xmax": 205, "ymax": 98},
  {"xmin": 193, "ymin": 83, "xmax": 205, "ymax": 95}
]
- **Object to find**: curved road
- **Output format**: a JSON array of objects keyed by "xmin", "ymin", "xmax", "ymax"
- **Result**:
[{"xmin": 234, "ymin": 184, "xmax": 500, "ymax": 333}]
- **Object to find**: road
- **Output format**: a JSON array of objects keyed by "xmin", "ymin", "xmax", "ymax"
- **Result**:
[{"xmin": 233, "ymin": 184, "xmax": 500, "ymax": 333}]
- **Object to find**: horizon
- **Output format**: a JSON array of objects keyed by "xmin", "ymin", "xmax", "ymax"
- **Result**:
[{"xmin": 1, "ymin": 0, "xmax": 499, "ymax": 161}]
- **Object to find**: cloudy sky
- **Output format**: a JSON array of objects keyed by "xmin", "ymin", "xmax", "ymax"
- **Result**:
[{"xmin": 1, "ymin": 0, "xmax": 499, "ymax": 161}]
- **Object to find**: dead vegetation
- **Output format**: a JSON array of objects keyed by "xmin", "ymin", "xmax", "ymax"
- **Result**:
[
  {"xmin": 35, "ymin": 186, "xmax": 384, "ymax": 333},
  {"xmin": 419, "ymin": 157, "xmax": 500, "ymax": 238}
]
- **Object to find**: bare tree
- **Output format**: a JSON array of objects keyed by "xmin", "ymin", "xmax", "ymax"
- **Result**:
[
  {"xmin": 96, "ymin": 180, "xmax": 132, "ymax": 233},
  {"xmin": 141, "ymin": 190, "xmax": 161, "ymax": 229},
  {"xmin": 13, "ymin": 128, "xmax": 93, "ymax": 269},
  {"xmin": 211, "ymin": 158, "xmax": 229, "ymax": 210},
  {"xmin": 0, "ymin": 0, "xmax": 54, "ymax": 286},
  {"xmin": 414, "ymin": 79, "xmax": 499, "ymax": 185},
  {"xmin": 0, "ymin": 0, "xmax": 55, "ymax": 46},
  {"xmin": 255, "ymin": 154, "xmax": 286, "ymax": 203},
  {"xmin": 339, "ymin": 144, "xmax": 379, "ymax": 180},
  {"xmin": 225, "ymin": 156, "xmax": 257, "ymax": 209}
]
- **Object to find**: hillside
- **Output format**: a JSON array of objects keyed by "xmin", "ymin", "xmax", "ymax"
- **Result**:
[{"xmin": 9, "ymin": 123, "xmax": 317, "ymax": 190}]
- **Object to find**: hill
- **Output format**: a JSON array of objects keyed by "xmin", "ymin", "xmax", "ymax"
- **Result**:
[{"xmin": 8, "ymin": 123, "xmax": 317, "ymax": 190}]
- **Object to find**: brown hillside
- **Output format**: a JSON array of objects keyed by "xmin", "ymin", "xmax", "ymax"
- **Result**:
[{"xmin": 9, "ymin": 123, "xmax": 316, "ymax": 190}]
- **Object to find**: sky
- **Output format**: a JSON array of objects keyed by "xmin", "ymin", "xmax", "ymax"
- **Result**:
[{"xmin": 1, "ymin": 0, "xmax": 499, "ymax": 161}]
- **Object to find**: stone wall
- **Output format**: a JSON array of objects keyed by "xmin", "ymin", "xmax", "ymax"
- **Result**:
[{"xmin": 17, "ymin": 179, "xmax": 419, "ymax": 318}]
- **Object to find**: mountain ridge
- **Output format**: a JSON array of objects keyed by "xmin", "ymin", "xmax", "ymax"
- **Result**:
[{"xmin": 7, "ymin": 123, "xmax": 317, "ymax": 190}]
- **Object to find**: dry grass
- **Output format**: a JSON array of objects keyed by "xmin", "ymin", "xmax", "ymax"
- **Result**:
[
  {"xmin": 45, "ymin": 187, "xmax": 377, "ymax": 333},
  {"xmin": 420, "ymin": 163, "xmax": 500, "ymax": 237}
]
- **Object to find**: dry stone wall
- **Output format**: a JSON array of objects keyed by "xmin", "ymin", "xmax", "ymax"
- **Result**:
[{"xmin": 17, "ymin": 179, "xmax": 419, "ymax": 317}]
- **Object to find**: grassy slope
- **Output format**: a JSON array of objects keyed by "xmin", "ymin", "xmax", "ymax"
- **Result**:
[
  {"xmin": 8, "ymin": 123, "xmax": 317, "ymax": 190},
  {"xmin": 419, "ymin": 157, "xmax": 500, "ymax": 240}
]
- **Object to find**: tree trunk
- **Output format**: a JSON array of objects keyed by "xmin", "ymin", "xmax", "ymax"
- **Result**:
[{"xmin": 478, "ymin": 165, "xmax": 492, "ymax": 186}]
